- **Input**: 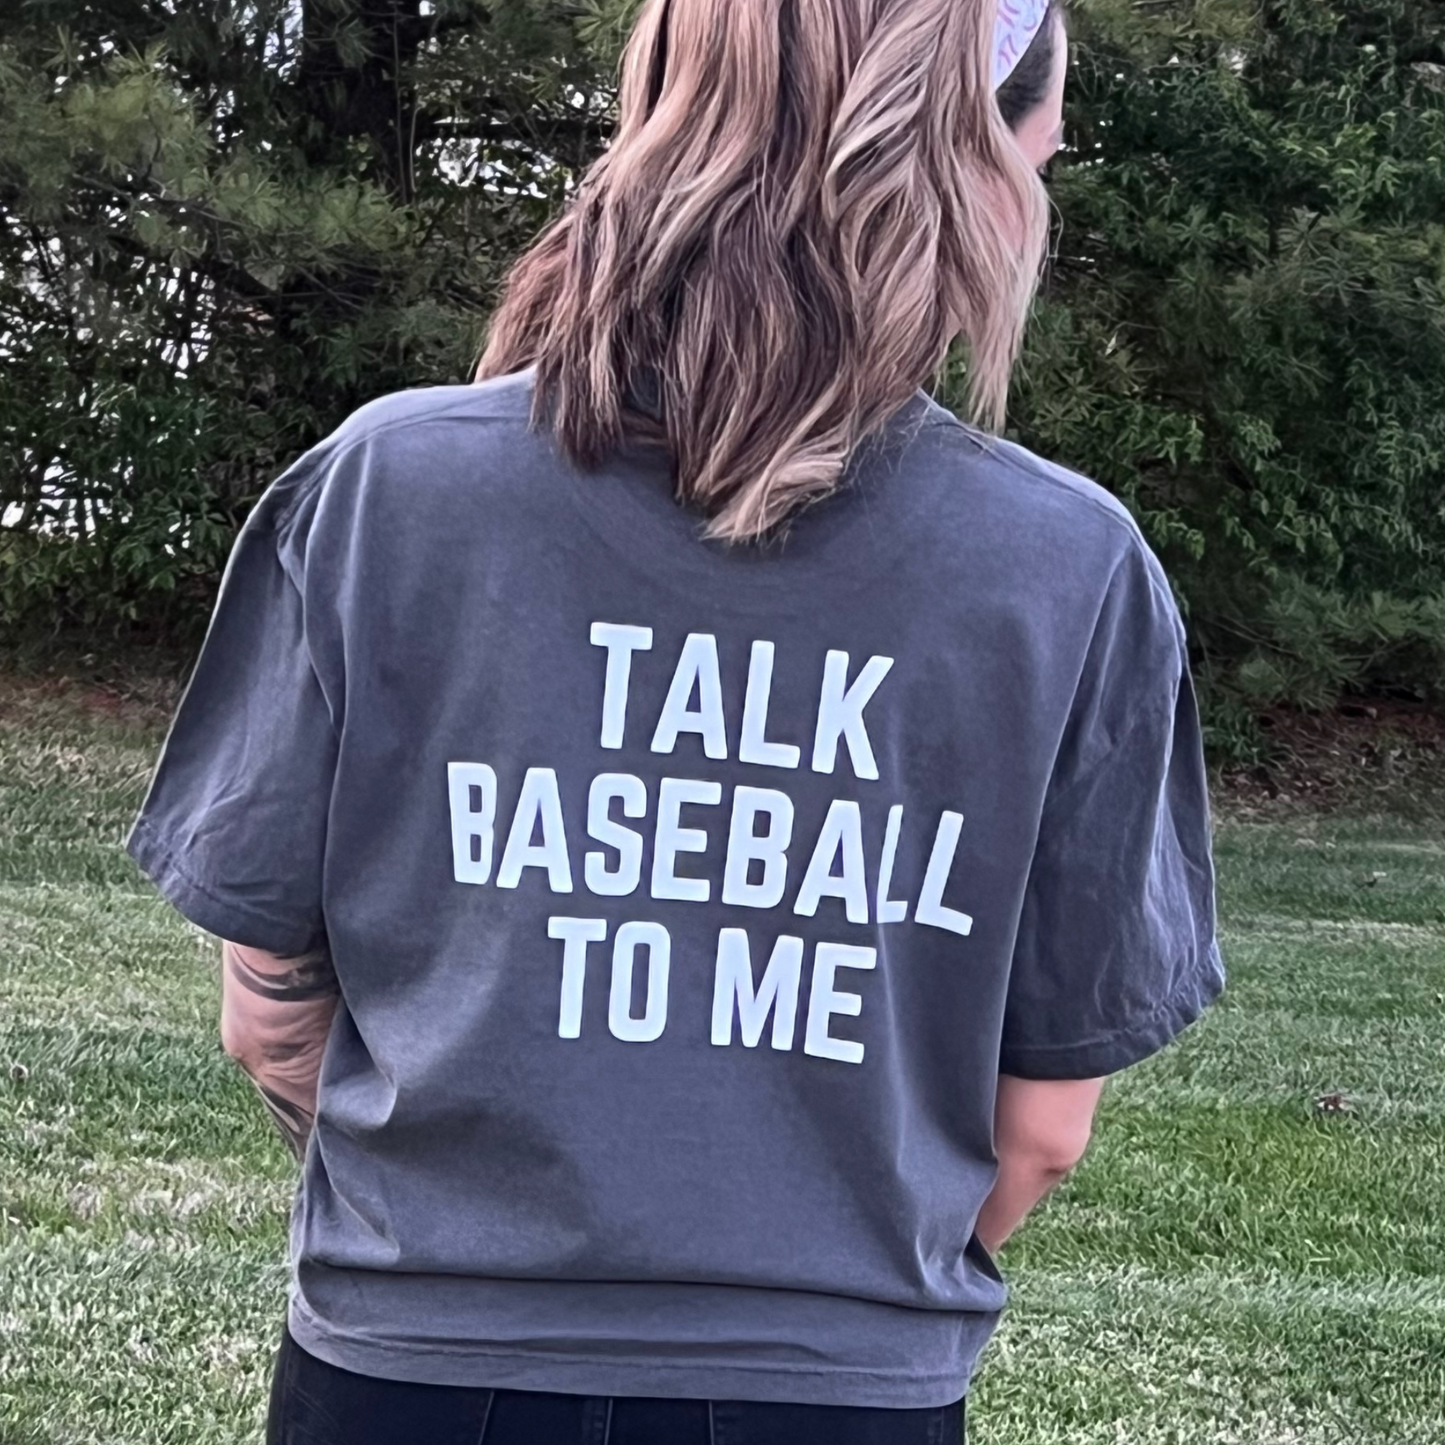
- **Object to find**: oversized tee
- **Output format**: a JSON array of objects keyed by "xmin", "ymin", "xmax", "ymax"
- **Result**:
[{"xmin": 126, "ymin": 370, "xmax": 1224, "ymax": 1408}]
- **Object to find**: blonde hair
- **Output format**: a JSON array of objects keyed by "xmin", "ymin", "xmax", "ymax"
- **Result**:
[{"xmin": 477, "ymin": 0, "xmax": 1051, "ymax": 541}]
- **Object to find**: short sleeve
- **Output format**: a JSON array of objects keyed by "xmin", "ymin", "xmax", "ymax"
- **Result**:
[
  {"xmin": 125, "ymin": 471, "xmax": 337, "ymax": 956},
  {"xmin": 1000, "ymin": 544, "xmax": 1225, "ymax": 1080}
]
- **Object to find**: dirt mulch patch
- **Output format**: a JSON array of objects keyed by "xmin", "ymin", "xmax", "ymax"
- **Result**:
[
  {"xmin": 0, "ymin": 649, "xmax": 183, "ymax": 730},
  {"xmin": 1218, "ymin": 698, "xmax": 1445, "ymax": 822}
]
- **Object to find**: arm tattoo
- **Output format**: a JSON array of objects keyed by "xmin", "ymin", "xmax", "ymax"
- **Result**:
[
  {"xmin": 222, "ymin": 941, "xmax": 340, "ymax": 1163},
  {"xmin": 224, "ymin": 944, "xmax": 340, "ymax": 1003},
  {"xmin": 253, "ymin": 1080, "xmax": 314, "ymax": 1164}
]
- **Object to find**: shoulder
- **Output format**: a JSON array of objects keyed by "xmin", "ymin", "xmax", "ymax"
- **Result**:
[
  {"xmin": 912, "ymin": 395, "xmax": 1143, "ymax": 543},
  {"xmin": 903, "ymin": 395, "xmax": 1175, "ymax": 609},
  {"xmin": 309, "ymin": 371, "xmax": 535, "ymax": 475},
  {"xmin": 261, "ymin": 371, "xmax": 539, "ymax": 536},
  {"xmin": 329, "ymin": 370, "xmax": 535, "ymax": 450}
]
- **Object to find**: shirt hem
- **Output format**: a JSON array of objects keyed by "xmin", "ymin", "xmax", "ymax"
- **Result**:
[
  {"xmin": 125, "ymin": 817, "xmax": 321, "ymax": 956},
  {"xmin": 998, "ymin": 936, "xmax": 1226, "ymax": 1080},
  {"xmin": 286, "ymin": 1299, "xmax": 979, "ymax": 1409}
]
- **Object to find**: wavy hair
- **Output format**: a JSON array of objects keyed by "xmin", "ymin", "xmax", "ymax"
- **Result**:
[{"xmin": 476, "ymin": 0, "xmax": 1054, "ymax": 541}]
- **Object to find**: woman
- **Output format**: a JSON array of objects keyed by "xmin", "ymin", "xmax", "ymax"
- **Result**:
[{"xmin": 126, "ymin": 1, "xmax": 1224, "ymax": 1442}]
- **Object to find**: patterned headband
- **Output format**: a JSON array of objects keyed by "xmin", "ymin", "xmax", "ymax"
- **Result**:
[{"xmin": 994, "ymin": 0, "xmax": 1053, "ymax": 88}]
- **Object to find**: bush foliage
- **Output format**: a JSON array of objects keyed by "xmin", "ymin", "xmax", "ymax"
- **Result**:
[
  {"xmin": 3, "ymin": 1, "xmax": 1444, "ymax": 729},
  {"xmin": 1006, "ymin": 0, "xmax": 1445, "ymax": 744}
]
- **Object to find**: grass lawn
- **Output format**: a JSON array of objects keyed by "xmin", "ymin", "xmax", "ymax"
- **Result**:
[{"xmin": 2, "ymin": 677, "xmax": 1443, "ymax": 1444}]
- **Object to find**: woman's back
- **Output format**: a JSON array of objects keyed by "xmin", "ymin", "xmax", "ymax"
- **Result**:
[
  {"xmin": 129, "ymin": 367, "xmax": 1221, "ymax": 1405},
  {"xmin": 125, "ymin": 0, "xmax": 1227, "ymax": 1434}
]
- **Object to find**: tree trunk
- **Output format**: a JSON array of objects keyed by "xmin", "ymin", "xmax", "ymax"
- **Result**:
[{"xmin": 299, "ymin": 0, "xmax": 423, "ymax": 203}]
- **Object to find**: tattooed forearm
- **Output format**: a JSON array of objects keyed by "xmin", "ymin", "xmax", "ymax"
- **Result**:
[
  {"xmin": 220, "ymin": 940, "xmax": 340, "ymax": 1165},
  {"xmin": 253, "ymin": 1079, "xmax": 315, "ymax": 1163},
  {"xmin": 225, "ymin": 944, "xmax": 340, "ymax": 1004}
]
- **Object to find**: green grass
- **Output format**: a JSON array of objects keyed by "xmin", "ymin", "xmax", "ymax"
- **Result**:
[{"xmin": 2, "ymin": 679, "xmax": 1444, "ymax": 1444}]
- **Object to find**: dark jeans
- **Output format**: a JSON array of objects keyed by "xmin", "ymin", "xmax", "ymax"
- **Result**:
[{"xmin": 267, "ymin": 1326, "xmax": 966, "ymax": 1445}]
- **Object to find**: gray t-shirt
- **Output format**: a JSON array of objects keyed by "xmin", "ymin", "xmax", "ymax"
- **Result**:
[{"xmin": 126, "ymin": 371, "xmax": 1223, "ymax": 1408}]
